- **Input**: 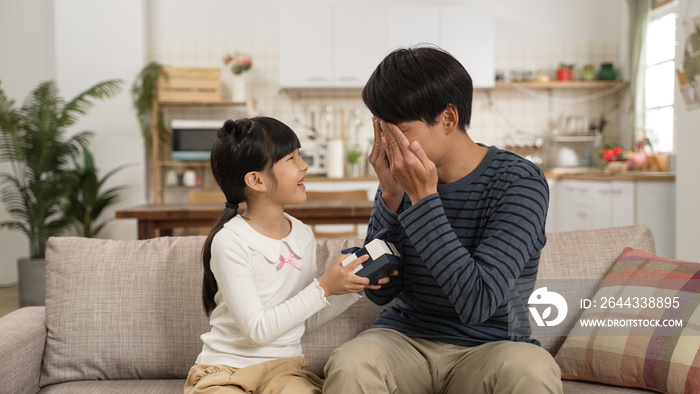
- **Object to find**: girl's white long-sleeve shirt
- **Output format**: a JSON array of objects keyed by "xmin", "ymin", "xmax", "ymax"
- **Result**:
[{"xmin": 196, "ymin": 213, "xmax": 361, "ymax": 368}]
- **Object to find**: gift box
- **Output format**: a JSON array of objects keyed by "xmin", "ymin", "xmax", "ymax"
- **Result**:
[{"xmin": 341, "ymin": 232, "xmax": 401, "ymax": 284}]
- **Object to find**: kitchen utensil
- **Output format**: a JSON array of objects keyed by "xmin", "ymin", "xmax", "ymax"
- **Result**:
[
  {"xmin": 629, "ymin": 152, "xmax": 649, "ymax": 171},
  {"xmin": 556, "ymin": 63, "xmax": 573, "ymax": 81},
  {"xmin": 183, "ymin": 170, "xmax": 197, "ymax": 187},
  {"xmin": 325, "ymin": 139, "xmax": 344, "ymax": 178},
  {"xmin": 556, "ymin": 146, "xmax": 579, "ymax": 167},
  {"xmin": 598, "ymin": 63, "xmax": 616, "ymax": 80},
  {"xmin": 307, "ymin": 106, "xmax": 318, "ymax": 140},
  {"xmin": 323, "ymin": 105, "xmax": 335, "ymax": 139},
  {"xmin": 564, "ymin": 115, "xmax": 588, "ymax": 135},
  {"xmin": 580, "ymin": 65, "xmax": 596, "ymax": 81}
]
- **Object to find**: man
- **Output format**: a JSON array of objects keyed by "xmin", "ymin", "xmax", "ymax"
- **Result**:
[{"xmin": 323, "ymin": 46, "xmax": 562, "ymax": 394}]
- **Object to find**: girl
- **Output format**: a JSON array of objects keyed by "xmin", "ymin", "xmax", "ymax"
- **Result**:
[{"xmin": 185, "ymin": 117, "xmax": 381, "ymax": 394}]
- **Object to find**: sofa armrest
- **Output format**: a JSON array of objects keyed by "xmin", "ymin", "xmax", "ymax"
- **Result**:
[{"xmin": 0, "ymin": 307, "xmax": 46, "ymax": 394}]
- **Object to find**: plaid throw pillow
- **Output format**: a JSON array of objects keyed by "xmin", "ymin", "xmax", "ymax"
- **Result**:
[{"xmin": 555, "ymin": 247, "xmax": 700, "ymax": 393}]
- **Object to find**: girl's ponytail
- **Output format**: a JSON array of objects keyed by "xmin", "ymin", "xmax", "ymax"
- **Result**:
[{"xmin": 201, "ymin": 205, "xmax": 239, "ymax": 316}]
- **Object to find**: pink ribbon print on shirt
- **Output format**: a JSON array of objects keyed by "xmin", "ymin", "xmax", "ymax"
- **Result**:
[{"xmin": 277, "ymin": 253, "xmax": 302, "ymax": 271}]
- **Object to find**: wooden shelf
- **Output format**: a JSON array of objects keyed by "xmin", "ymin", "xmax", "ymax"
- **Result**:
[
  {"xmin": 158, "ymin": 100, "xmax": 249, "ymax": 106},
  {"xmin": 492, "ymin": 81, "xmax": 626, "ymax": 90},
  {"xmin": 158, "ymin": 161, "xmax": 210, "ymax": 167},
  {"xmin": 152, "ymin": 99, "xmax": 256, "ymax": 204},
  {"xmin": 553, "ymin": 135, "xmax": 598, "ymax": 142}
]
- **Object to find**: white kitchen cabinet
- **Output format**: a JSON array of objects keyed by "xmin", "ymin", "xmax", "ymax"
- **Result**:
[
  {"xmin": 387, "ymin": 7, "xmax": 441, "ymax": 50},
  {"xmin": 279, "ymin": 6, "xmax": 386, "ymax": 88},
  {"xmin": 279, "ymin": 6, "xmax": 333, "ymax": 87},
  {"xmin": 333, "ymin": 6, "xmax": 388, "ymax": 88},
  {"xmin": 557, "ymin": 180, "xmax": 593, "ymax": 232},
  {"xmin": 385, "ymin": 5, "xmax": 495, "ymax": 88},
  {"xmin": 553, "ymin": 178, "xmax": 675, "ymax": 258},
  {"xmin": 556, "ymin": 180, "xmax": 635, "ymax": 232},
  {"xmin": 279, "ymin": 5, "xmax": 494, "ymax": 88},
  {"xmin": 388, "ymin": 6, "xmax": 495, "ymax": 88},
  {"xmin": 609, "ymin": 181, "xmax": 635, "ymax": 227},
  {"xmin": 440, "ymin": 6, "xmax": 495, "ymax": 88},
  {"xmin": 636, "ymin": 181, "xmax": 675, "ymax": 258},
  {"xmin": 546, "ymin": 179, "xmax": 557, "ymax": 233}
]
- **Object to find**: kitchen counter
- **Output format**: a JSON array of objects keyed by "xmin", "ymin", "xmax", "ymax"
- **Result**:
[
  {"xmin": 544, "ymin": 171, "xmax": 675, "ymax": 182},
  {"xmin": 307, "ymin": 172, "xmax": 674, "ymax": 182}
]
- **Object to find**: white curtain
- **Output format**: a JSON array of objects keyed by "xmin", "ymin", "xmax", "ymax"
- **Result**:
[{"xmin": 627, "ymin": 0, "xmax": 652, "ymax": 146}]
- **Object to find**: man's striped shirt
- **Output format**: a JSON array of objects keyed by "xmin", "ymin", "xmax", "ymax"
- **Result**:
[{"xmin": 365, "ymin": 145, "xmax": 549, "ymax": 347}]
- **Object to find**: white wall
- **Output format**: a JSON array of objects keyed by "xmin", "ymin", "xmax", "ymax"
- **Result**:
[
  {"xmin": 675, "ymin": 0, "xmax": 700, "ymax": 261},
  {"xmin": 0, "ymin": 1, "xmax": 147, "ymax": 286},
  {"xmin": 53, "ymin": 0, "xmax": 147, "ymax": 239},
  {"xmin": 0, "ymin": 1, "xmax": 56, "ymax": 286}
]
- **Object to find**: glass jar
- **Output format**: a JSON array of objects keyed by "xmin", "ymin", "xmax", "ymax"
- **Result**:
[
  {"xmin": 598, "ymin": 63, "xmax": 617, "ymax": 80},
  {"xmin": 580, "ymin": 64, "xmax": 596, "ymax": 81}
]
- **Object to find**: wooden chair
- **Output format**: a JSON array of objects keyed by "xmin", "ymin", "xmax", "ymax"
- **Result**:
[
  {"xmin": 188, "ymin": 190, "xmax": 226, "ymax": 204},
  {"xmin": 305, "ymin": 189, "xmax": 369, "ymax": 238},
  {"xmin": 187, "ymin": 190, "xmax": 226, "ymax": 235}
]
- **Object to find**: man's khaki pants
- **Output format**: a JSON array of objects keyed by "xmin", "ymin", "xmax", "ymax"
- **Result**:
[
  {"xmin": 184, "ymin": 356, "xmax": 323, "ymax": 394},
  {"xmin": 323, "ymin": 328, "xmax": 563, "ymax": 394}
]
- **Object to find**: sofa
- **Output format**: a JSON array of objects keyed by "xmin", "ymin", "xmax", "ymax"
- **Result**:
[{"xmin": 0, "ymin": 225, "xmax": 685, "ymax": 393}]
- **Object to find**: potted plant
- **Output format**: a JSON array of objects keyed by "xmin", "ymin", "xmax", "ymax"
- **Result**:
[
  {"xmin": 0, "ymin": 78, "xmax": 122, "ymax": 306},
  {"xmin": 67, "ymin": 146, "xmax": 134, "ymax": 238},
  {"xmin": 345, "ymin": 147, "xmax": 364, "ymax": 178},
  {"xmin": 131, "ymin": 61, "xmax": 169, "ymax": 152}
]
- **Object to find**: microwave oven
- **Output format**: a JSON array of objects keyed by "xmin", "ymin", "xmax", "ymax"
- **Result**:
[{"xmin": 170, "ymin": 120, "xmax": 223, "ymax": 161}]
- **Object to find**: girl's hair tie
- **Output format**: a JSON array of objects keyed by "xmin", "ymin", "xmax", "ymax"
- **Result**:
[{"xmin": 224, "ymin": 202, "xmax": 239, "ymax": 210}]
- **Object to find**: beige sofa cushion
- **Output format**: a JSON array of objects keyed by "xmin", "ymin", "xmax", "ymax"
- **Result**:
[
  {"xmin": 534, "ymin": 225, "xmax": 656, "ymax": 356},
  {"xmin": 41, "ymin": 236, "xmax": 211, "ymax": 387}
]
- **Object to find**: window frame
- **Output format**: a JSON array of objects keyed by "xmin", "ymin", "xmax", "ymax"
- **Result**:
[{"xmin": 643, "ymin": 0, "xmax": 679, "ymax": 153}]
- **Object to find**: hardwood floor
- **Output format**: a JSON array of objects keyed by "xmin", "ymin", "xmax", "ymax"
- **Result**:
[{"xmin": 0, "ymin": 285, "xmax": 19, "ymax": 318}]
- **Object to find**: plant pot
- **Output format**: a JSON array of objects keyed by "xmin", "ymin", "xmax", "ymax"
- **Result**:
[
  {"xmin": 18, "ymin": 258, "xmax": 45, "ymax": 307},
  {"xmin": 345, "ymin": 162, "xmax": 361, "ymax": 178},
  {"xmin": 232, "ymin": 74, "xmax": 247, "ymax": 102}
]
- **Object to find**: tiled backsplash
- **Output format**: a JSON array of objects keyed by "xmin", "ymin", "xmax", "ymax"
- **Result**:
[{"xmin": 152, "ymin": 41, "xmax": 622, "ymax": 168}]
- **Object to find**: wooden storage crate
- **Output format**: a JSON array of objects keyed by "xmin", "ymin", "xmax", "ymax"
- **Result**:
[{"xmin": 158, "ymin": 67, "xmax": 222, "ymax": 103}]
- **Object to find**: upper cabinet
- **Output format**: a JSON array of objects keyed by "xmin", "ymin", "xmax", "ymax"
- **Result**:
[
  {"xmin": 279, "ymin": 6, "xmax": 387, "ymax": 88},
  {"xmin": 333, "ymin": 6, "xmax": 388, "ymax": 88},
  {"xmin": 387, "ymin": 6, "xmax": 494, "ymax": 88},
  {"xmin": 441, "ymin": 6, "xmax": 494, "ymax": 88},
  {"xmin": 279, "ymin": 6, "xmax": 333, "ymax": 87},
  {"xmin": 279, "ymin": 5, "xmax": 494, "ymax": 89},
  {"xmin": 387, "ymin": 7, "xmax": 441, "ymax": 49}
]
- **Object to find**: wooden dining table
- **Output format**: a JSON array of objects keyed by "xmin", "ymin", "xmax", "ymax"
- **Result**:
[{"xmin": 115, "ymin": 200, "xmax": 375, "ymax": 239}]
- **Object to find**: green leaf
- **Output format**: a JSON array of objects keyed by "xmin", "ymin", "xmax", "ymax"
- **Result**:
[{"xmin": 0, "ymin": 78, "xmax": 124, "ymax": 257}]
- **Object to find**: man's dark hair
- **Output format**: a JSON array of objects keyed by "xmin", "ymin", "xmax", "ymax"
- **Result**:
[{"xmin": 362, "ymin": 45, "xmax": 473, "ymax": 131}]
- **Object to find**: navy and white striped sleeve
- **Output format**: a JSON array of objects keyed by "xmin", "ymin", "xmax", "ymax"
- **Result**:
[
  {"xmin": 398, "ymin": 172, "xmax": 548, "ymax": 325},
  {"xmin": 363, "ymin": 187, "xmax": 405, "ymax": 305}
]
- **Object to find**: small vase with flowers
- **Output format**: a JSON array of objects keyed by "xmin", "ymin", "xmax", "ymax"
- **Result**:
[{"xmin": 223, "ymin": 52, "xmax": 252, "ymax": 102}]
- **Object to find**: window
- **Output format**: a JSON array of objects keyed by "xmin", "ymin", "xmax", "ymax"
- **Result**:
[{"xmin": 644, "ymin": 2, "xmax": 678, "ymax": 153}]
